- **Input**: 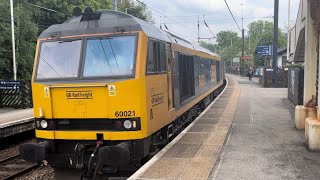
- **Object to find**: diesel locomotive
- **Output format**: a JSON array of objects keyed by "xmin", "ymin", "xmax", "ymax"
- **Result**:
[{"xmin": 20, "ymin": 7, "xmax": 225, "ymax": 178}]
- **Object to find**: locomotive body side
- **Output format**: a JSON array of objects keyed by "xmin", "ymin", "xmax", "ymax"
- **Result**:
[{"xmin": 19, "ymin": 9, "xmax": 225, "ymax": 176}]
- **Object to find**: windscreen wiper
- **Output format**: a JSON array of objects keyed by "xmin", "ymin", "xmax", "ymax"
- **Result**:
[
  {"xmin": 39, "ymin": 56, "xmax": 62, "ymax": 77},
  {"xmin": 107, "ymin": 39, "xmax": 120, "ymax": 72},
  {"xmin": 99, "ymin": 40, "xmax": 113, "ymax": 74}
]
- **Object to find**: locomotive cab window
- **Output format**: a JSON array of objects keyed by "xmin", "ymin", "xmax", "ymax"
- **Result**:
[
  {"xmin": 36, "ymin": 40, "xmax": 82, "ymax": 79},
  {"xmin": 146, "ymin": 39, "xmax": 166, "ymax": 74},
  {"xmin": 83, "ymin": 36, "xmax": 137, "ymax": 77},
  {"xmin": 35, "ymin": 35, "xmax": 137, "ymax": 80}
]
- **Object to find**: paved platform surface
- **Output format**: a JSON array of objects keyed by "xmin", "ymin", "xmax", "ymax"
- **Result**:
[
  {"xmin": 0, "ymin": 108, "xmax": 16, "ymax": 114},
  {"xmin": 211, "ymin": 76, "xmax": 320, "ymax": 180},
  {"xmin": 130, "ymin": 75, "xmax": 241, "ymax": 179},
  {"xmin": 130, "ymin": 74, "xmax": 320, "ymax": 180},
  {"xmin": 0, "ymin": 108, "xmax": 34, "ymax": 128}
]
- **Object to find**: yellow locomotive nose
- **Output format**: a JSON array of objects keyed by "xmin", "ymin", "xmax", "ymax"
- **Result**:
[
  {"xmin": 50, "ymin": 85, "xmax": 108, "ymax": 118},
  {"xmin": 32, "ymin": 78, "xmax": 145, "ymax": 141}
]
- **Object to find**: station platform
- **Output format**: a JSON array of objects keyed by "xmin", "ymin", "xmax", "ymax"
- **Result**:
[
  {"xmin": 130, "ymin": 74, "xmax": 320, "ymax": 179},
  {"xmin": 0, "ymin": 108, "xmax": 34, "ymax": 138}
]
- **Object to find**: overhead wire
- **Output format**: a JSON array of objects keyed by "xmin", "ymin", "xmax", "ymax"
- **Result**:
[
  {"xmin": 104, "ymin": 0, "xmax": 195, "ymax": 41},
  {"xmin": 165, "ymin": 8, "xmax": 228, "ymax": 18},
  {"xmin": 136, "ymin": 0, "xmax": 198, "ymax": 39},
  {"xmin": 0, "ymin": 17, "xmax": 50, "ymax": 27},
  {"xmin": 106, "ymin": 0, "xmax": 183, "ymax": 35},
  {"xmin": 224, "ymin": 0, "xmax": 242, "ymax": 32},
  {"xmin": 164, "ymin": 16, "xmax": 273, "ymax": 24},
  {"xmin": 24, "ymin": 2, "xmax": 58, "ymax": 13},
  {"xmin": 203, "ymin": 15, "xmax": 217, "ymax": 39}
]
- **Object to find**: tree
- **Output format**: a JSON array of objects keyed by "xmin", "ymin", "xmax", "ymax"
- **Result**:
[
  {"xmin": 118, "ymin": 0, "xmax": 153, "ymax": 22},
  {"xmin": 248, "ymin": 20, "xmax": 287, "ymax": 66},
  {"xmin": 216, "ymin": 31, "xmax": 241, "ymax": 66},
  {"xmin": 0, "ymin": 0, "xmax": 154, "ymax": 79},
  {"xmin": 0, "ymin": 1, "xmax": 38, "ymax": 79},
  {"xmin": 199, "ymin": 41, "xmax": 218, "ymax": 53},
  {"xmin": 200, "ymin": 31, "xmax": 242, "ymax": 67},
  {"xmin": 200, "ymin": 20, "xmax": 288, "ymax": 68}
]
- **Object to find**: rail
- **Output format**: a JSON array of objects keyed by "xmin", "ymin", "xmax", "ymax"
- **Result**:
[{"xmin": 0, "ymin": 154, "xmax": 38, "ymax": 180}]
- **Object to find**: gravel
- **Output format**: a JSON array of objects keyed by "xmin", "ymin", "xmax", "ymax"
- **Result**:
[
  {"xmin": 0, "ymin": 139, "xmax": 36, "ymax": 161},
  {"xmin": 15, "ymin": 165, "xmax": 54, "ymax": 180}
]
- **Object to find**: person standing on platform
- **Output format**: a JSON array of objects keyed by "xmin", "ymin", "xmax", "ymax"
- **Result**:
[{"xmin": 247, "ymin": 70, "xmax": 253, "ymax": 81}]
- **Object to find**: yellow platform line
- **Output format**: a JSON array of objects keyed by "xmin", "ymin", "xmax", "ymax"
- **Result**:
[{"xmin": 129, "ymin": 75, "xmax": 240, "ymax": 179}]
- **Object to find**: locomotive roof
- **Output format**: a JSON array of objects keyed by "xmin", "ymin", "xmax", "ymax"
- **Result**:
[{"xmin": 40, "ymin": 10, "xmax": 219, "ymax": 58}]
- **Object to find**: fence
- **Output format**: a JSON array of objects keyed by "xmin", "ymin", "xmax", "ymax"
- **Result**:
[
  {"xmin": 225, "ymin": 67, "xmax": 240, "ymax": 75},
  {"xmin": 287, "ymin": 68, "xmax": 304, "ymax": 105},
  {"xmin": 0, "ymin": 80, "xmax": 33, "ymax": 109},
  {"xmin": 259, "ymin": 68, "xmax": 288, "ymax": 88}
]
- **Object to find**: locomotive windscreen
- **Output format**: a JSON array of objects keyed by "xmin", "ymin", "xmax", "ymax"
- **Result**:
[
  {"xmin": 36, "ymin": 35, "xmax": 137, "ymax": 80},
  {"xmin": 36, "ymin": 40, "xmax": 82, "ymax": 79},
  {"xmin": 83, "ymin": 36, "xmax": 136, "ymax": 77}
]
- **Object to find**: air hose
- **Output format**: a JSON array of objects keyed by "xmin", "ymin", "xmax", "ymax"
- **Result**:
[{"xmin": 88, "ymin": 143, "xmax": 100, "ymax": 175}]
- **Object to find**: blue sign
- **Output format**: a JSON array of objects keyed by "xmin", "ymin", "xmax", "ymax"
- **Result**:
[
  {"xmin": 256, "ymin": 45, "xmax": 273, "ymax": 56},
  {"xmin": 0, "ymin": 80, "xmax": 22, "ymax": 90}
]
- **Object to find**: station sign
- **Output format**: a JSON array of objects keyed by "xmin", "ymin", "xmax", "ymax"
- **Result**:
[
  {"xmin": 233, "ymin": 58, "xmax": 240, "ymax": 63},
  {"xmin": 0, "ymin": 80, "xmax": 22, "ymax": 90},
  {"xmin": 256, "ymin": 45, "xmax": 273, "ymax": 56}
]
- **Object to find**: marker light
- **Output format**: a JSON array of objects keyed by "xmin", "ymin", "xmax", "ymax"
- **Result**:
[
  {"xmin": 123, "ymin": 120, "xmax": 132, "ymax": 129},
  {"xmin": 132, "ymin": 121, "xmax": 137, "ymax": 128},
  {"xmin": 40, "ymin": 120, "xmax": 48, "ymax": 129},
  {"xmin": 39, "ymin": 107, "xmax": 43, "ymax": 117}
]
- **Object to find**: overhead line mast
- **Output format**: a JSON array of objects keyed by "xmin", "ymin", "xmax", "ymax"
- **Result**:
[
  {"xmin": 241, "ymin": 3, "xmax": 244, "ymax": 76},
  {"xmin": 198, "ymin": 16, "xmax": 200, "ymax": 42},
  {"xmin": 224, "ymin": 0, "xmax": 244, "ymax": 75}
]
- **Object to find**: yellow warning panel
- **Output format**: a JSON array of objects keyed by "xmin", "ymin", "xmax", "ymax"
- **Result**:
[
  {"xmin": 108, "ymin": 85, "xmax": 116, "ymax": 96},
  {"xmin": 44, "ymin": 87, "xmax": 49, "ymax": 98}
]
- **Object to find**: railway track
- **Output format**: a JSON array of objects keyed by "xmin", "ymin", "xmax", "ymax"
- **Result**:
[{"xmin": 0, "ymin": 154, "xmax": 38, "ymax": 180}]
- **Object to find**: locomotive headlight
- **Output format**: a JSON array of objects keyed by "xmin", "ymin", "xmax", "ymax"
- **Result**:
[
  {"xmin": 123, "ymin": 120, "xmax": 132, "ymax": 129},
  {"xmin": 40, "ymin": 120, "xmax": 48, "ymax": 129}
]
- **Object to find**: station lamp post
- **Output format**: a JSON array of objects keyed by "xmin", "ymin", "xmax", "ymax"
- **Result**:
[
  {"xmin": 9, "ymin": 1, "xmax": 57, "ymax": 81},
  {"xmin": 287, "ymin": 0, "xmax": 291, "ymax": 62},
  {"xmin": 230, "ymin": 37, "xmax": 233, "ymax": 48},
  {"xmin": 272, "ymin": 0, "xmax": 279, "ymax": 87},
  {"xmin": 10, "ymin": 0, "xmax": 17, "ymax": 81}
]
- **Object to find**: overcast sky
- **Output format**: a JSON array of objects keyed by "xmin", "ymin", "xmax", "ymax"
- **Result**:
[{"xmin": 142, "ymin": 0, "xmax": 300, "ymax": 43}]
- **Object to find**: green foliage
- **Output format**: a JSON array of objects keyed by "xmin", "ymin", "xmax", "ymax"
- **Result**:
[
  {"xmin": 200, "ymin": 20, "xmax": 288, "ymax": 69},
  {"xmin": 200, "ymin": 30, "xmax": 241, "ymax": 67},
  {"xmin": 118, "ymin": 0, "xmax": 153, "ymax": 22},
  {"xmin": 285, "ymin": 63, "xmax": 304, "ymax": 68},
  {"xmin": 0, "ymin": 0, "xmax": 38, "ymax": 79},
  {"xmin": 216, "ymin": 31, "xmax": 242, "ymax": 66},
  {"xmin": 199, "ymin": 41, "xmax": 218, "ymax": 53},
  {"xmin": 247, "ymin": 20, "xmax": 287, "ymax": 67},
  {"xmin": 0, "ymin": 0, "xmax": 153, "ymax": 80}
]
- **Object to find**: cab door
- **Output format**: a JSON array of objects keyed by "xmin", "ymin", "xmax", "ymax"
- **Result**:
[{"xmin": 166, "ymin": 43, "xmax": 174, "ymax": 111}]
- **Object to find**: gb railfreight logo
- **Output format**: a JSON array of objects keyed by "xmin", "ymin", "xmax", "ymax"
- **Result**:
[{"xmin": 66, "ymin": 90, "xmax": 93, "ymax": 99}]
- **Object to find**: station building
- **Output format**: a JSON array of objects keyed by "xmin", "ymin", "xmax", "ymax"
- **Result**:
[{"xmin": 289, "ymin": 0, "xmax": 320, "ymax": 151}]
